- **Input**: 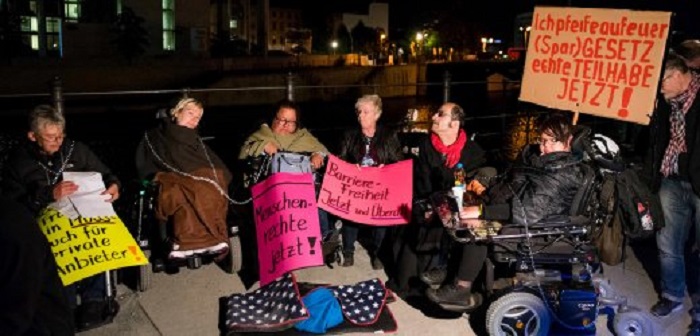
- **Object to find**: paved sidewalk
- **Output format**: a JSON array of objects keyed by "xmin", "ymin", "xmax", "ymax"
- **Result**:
[{"xmin": 79, "ymin": 243, "xmax": 693, "ymax": 336}]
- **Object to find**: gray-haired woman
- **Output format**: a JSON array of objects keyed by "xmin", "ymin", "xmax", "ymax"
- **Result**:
[{"xmin": 337, "ymin": 94, "xmax": 403, "ymax": 269}]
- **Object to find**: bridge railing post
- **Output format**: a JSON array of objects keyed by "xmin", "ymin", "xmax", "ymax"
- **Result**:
[
  {"xmin": 442, "ymin": 71, "xmax": 451, "ymax": 103},
  {"xmin": 286, "ymin": 72, "xmax": 295, "ymax": 101},
  {"xmin": 52, "ymin": 76, "xmax": 64, "ymax": 115}
]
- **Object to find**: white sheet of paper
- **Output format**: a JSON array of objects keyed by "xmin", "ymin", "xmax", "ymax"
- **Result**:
[
  {"xmin": 62, "ymin": 171, "xmax": 117, "ymax": 218},
  {"xmin": 48, "ymin": 197, "xmax": 80, "ymax": 219}
]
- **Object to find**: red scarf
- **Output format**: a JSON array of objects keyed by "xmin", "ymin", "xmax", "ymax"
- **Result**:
[{"xmin": 430, "ymin": 129, "xmax": 467, "ymax": 168}]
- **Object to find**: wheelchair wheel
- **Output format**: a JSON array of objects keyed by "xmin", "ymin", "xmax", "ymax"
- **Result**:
[
  {"xmin": 614, "ymin": 310, "xmax": 655, "ymax": 336},
  {"xmin": 137, "ymin": 250, "xmax": 152, "ymax": 292},
  {"xmin": 225, "ymin": 235, "xmax": 243, "ymax": 274},
  {"xmin": 486, "ymin": 292, "xmax": 551, "ymax": 336}
]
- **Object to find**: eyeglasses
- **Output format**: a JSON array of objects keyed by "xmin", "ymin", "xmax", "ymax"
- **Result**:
[
  {"xmin": 275, "ymin": 117, "xmax": 297, "ymax": 127},
  {"xmin": 537, "ymin": 137, "xmax": 560, "ymax": 146},
  {"xmin": 432, "ymin": 110, "xmax": 451, "ymax": 118},
  {"xmin": 38, "ymin": 134, "xmax": 65, "ymax": 143}
]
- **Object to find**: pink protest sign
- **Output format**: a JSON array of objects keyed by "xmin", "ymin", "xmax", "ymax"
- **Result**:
[
  {"xmin": 318, "ymin": 155, "xmax": 412, "ymax": 225},
  {"xmin": 251, "ymin": 172, "xmax": 323, "ymax": 286}
]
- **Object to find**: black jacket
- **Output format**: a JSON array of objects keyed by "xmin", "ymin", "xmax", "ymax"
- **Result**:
[
  {"xmin": 1, "ymin": 139, "xmax": 120, "ymax": 215},
  {"xmin": 337, "ymin": 124, "xmax": 403, "ymax": 165},
  {"xmin": 484, "ymin": 145, "xmax": 585, "ymax": 225},
  {"xmin": 0, "ymin": 196, "xmax": 74, "ymax": 336},
  {"xmin": 413, "ymin": 134, "xmax": 487, "ymax": 200},
  {"xmin": 387, "ymin": 133, "xmax": 488, "ymax": 293},
  {"xmin": 647, "ymin": 93, "xmax": 700, "ymax": 196}
]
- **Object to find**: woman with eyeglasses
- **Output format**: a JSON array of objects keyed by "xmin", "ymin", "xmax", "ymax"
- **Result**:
[
  {"xmin": 1, "ymin": 104, "xmax": 122, "ymax": 330},
  {"xmin": 239, "ymin": 99, "xmax": 328, "ymax": 170},
  {"xmin": 336, "ymin": 94, "xmax": 404, "ymax": 269},
  {"xmin": 238, "ymin": 99, "xmax": 332, "ymax": 249},
  {"xmin": 2, "ymin": 105, "xmax": 121, "ymax": 215}
]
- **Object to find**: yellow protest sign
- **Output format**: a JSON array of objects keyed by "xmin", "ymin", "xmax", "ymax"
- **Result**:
[{"xmin": 37, "ymin": 208, "xmax": 148, "ymax": 286}]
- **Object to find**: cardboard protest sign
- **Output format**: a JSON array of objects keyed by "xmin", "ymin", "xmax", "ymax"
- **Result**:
[
  {"xmin": 520, "ymin": 6, "xmax": 672, "ymax": 125},
  {"xmin": 38, "ymin": 208, "xmax": 148, "ymax": 286},
  {"xmin": 318, "ymin": 155, "xmax": 412, "ymax": 225},
  {"xmin": 251, "ymin": 172, "xmax": 323, "ymax": 286}
]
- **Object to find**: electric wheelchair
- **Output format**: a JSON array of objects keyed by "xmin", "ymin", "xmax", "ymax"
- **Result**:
[
  {"xmin": 431, "ymin": 126, "xmax": 655, "ymax": 336},
  {"xmin": 121, "ymin": 178, "xmax": 243, "ymax": 292}
]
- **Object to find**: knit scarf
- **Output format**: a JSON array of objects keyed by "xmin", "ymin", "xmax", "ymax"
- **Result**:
[
  {"xmin": 661, "ymin": 72, "xmax": 700, "ymax": 176},
  {"xmin": 430, "ymin": 129, "xmax": 467, "ymax": 168}
]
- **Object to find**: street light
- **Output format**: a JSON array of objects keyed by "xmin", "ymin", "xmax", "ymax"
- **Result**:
[
  {"xmin": 519, "ymin": 26, "xmax": 532, "ymax": 48},
  {"xmin": 416, "ymin": 32, "xmax": 424, "ymax": 57},
  {"xmin": 481, "ymin": 37, "xmax": 487, "ymax": 52},
  {"xmin": 330, "ymin": 40, "xmax": 338, "ymax": 55}
]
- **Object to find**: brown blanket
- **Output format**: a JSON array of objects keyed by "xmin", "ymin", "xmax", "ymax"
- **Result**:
[{"xmin": 154, "ymin": 168, "xmax": 229, "ymax": 250}]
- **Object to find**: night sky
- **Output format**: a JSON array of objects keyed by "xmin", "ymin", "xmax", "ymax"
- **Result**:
[{"xmin": 272, "ymin": 0, "xmax": 699, "ymax": 44}]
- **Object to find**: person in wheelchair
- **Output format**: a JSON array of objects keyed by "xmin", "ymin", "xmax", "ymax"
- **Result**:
[
  {"xmin": 387, "ymin": 102, "xmax": 491, "ymax": 296},
  {"xmin": 238, "ymin": 99, "xmax": 332, "ymax": 236},
  {"xmin": 424, "ymin": 112, "xmax": 586, "ymax": 311},
  {"xmin": 135, "ymin": 97, "xmax": 233, "ymax": 260},
  {"xmin": 1, "ymin": 105, "xmax": 121, "ymax": 331}
]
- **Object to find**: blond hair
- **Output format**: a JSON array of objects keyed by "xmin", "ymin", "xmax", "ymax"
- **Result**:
[
  {"xmin": 355, "ymin": 94, "xmax": 382, "ymax": 117},
  {"xmin": 170, "ymin": 97, "xmax": 203, "ymax": 120}
]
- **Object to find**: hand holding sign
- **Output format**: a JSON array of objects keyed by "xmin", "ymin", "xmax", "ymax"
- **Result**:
[
  {"xmin": 318, "ymin": 155, "xmax": 413, "ymax": 225},
  {"xmin": 251, "ymin": 173, "xmax": 323, "ymax": 286},
  {"xmin": 38, "ymin": 208, "xmax": 147, "ymax": 286}
]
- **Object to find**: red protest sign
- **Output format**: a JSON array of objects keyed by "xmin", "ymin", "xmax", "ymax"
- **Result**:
[
  {"xmin": 520, "ymin": 6, "xmax": 672, "ymax": 125},
  {"xmin": 318, "ymin": 155, "xmax": 412, "ymax": 225}
]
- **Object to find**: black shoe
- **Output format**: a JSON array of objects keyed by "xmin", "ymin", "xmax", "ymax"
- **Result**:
[
  {"xmin": 420, "ymin": 267, "xmax": 447, "ymax": 288},
  {"xmin": 76, "ymin": 299, "xmax": 120, "ymax": 332},
  {"xmin": 371, "ymin": 256, "xmax": 384, "ymax": 270},
  {"xmin": 689, "ymin": 320, "xmax": 700, "ymax": 336},
  {"xmin": 426, "ymin": 284, "xmax": 482, "ymax": 312},
  {"xmin": 650, "ymin": 298, "xmax": 683, "ymax": 317},
  {"xmin": 341, "ymin": 252, "xmax": 354, "ymax": 267},
  {"xmin": 76, "ymin": 301, "xmax": 104, "ymax": 331}
]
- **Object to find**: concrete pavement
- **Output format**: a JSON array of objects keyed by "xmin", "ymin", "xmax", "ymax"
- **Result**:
[{"xmin": 79, "ymin": 242, "xmax": 694, "ymax": 336}]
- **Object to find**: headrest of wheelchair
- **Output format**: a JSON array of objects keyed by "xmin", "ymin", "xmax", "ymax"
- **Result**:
[
  {"xmin": 570, "ymin": 125, "xmax": 591, "ymax": 155},
  {"xmin": 155, "ymin": 108, "xmax": 169, "ymax": 120}
]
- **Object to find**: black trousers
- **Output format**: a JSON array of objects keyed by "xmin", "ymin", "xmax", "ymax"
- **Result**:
[{"xmin": 456, "ymin": 244, "xmax": 488, "ymax": 283}]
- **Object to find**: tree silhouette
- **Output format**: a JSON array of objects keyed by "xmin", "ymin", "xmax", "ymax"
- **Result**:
[
  {"xmin": 350, "ymin": 21, "xmax": 378, "ymax": 55},
  {"xmin": 336, "ymin": 25, "xmax": 351, "ymax": 54},
  {"xmin": 111, "ymin": 6, "xmax": 149, "ymax": 63}
]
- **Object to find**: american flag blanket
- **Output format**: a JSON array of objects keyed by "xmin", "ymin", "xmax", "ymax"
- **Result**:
[
  {"xmin": 225, "ymin": 273, "xmax": 308, "ymax": 331},
  {"xmin": 224, "ymin": 274, "xmax": 394, "ymax": 333},
  {"xmin": 327, "ymin": 278, "xmax": 387, "ymax": 326}
]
